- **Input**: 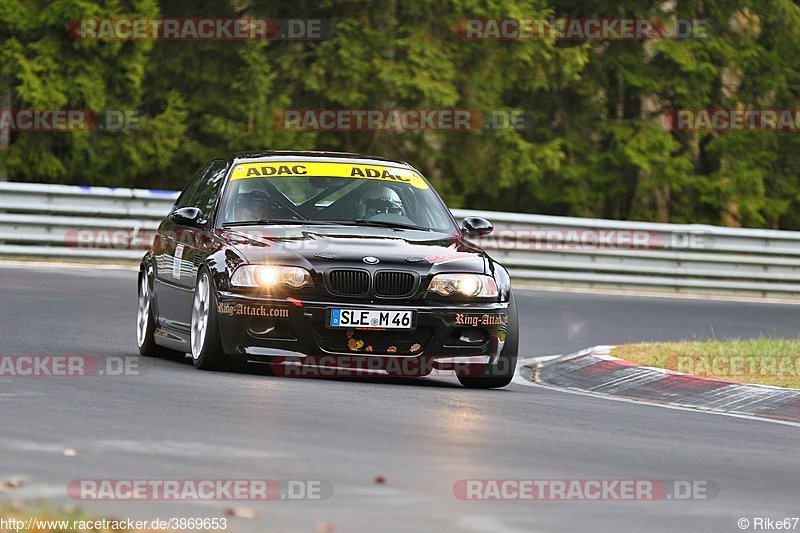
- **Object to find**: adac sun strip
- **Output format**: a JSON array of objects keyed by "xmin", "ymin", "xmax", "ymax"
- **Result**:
[{"xmin": 230, "ymin": 161, "xmax": 429, "ymax": 190}]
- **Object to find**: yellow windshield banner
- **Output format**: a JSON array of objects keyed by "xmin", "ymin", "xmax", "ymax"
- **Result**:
[{"xmin": 230, "ymin": 161, "xmax": 429, "ymax": 189}]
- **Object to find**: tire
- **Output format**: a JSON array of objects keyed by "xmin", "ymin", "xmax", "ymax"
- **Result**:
[
  {"xmin": 190, "ymin": 268, "xmax": 229, "ymax": 370},
  {"xmin": 457, "ymin": 290, "xmax": 519, "ymax": 389},
  {"xmin": 137, "ymin": 266, "xmax": 182, "ymax": 358}
]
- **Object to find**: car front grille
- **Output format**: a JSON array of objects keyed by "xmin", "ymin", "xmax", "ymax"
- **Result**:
[
  {"xmin": 311, "ymin": 325, "xmax": 434, "ymax": 355},
  {"xmin": 327, "ymin": 269, "xmax": 370, "ymax": 296},
  {"xmin": 325, "ymin": 269, "xmax": 417, "ymax": 298},
  {"xmin": 374, "ymin": 271, "xmax": 416, "ymax": 297}
]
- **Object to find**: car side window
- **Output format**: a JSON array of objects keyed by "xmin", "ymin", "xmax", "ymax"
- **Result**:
[
  {"xmin": 174, "ymin": 163, "xmax": 212, "ymax": 210},
  {"xmin": 174, "ymin": 160, "xmax": 228, "ymax": 219}
]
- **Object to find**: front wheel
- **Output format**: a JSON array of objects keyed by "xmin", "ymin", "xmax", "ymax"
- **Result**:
[
  {"xmin": 457, "ymin": 291, "xmax": 519, "ymax": 389},
  {"xmin": 190, "ymin": 269, "xmax": 228, "ymax": 370}
]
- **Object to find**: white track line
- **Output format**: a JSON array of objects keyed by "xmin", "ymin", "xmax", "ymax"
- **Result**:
[{"xmin": 512, "ymin": 360, "xmax": 800, "ymax": 430}]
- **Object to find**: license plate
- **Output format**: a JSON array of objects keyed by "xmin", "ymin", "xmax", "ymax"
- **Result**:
[{"xmin": 329, "ymin": 308, "xmax": 415, "ymax": 330}]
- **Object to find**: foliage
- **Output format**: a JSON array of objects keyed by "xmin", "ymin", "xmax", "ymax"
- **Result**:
[{"xmin": 3, "ymin": 0, "xmax": 800, "ymax": 228}]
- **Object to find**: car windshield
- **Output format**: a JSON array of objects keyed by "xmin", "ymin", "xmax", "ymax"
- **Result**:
[{"xmin": 218, "ymin": 160, "xmax": 456, "ymax": 232}]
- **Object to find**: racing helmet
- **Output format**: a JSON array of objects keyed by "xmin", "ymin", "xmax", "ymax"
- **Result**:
[
  {"xmin": 233, "ymin": 188, "xmax": 270, "ymax": 222},
  {"xmin": 359, "ymin": 185, "xmax": 405, "ymax": 218}
]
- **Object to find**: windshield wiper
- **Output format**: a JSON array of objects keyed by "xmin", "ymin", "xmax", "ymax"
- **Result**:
[
  {"xmin": 350, "ymin": 219, "xmax": 433, "ymax": 231},
  {"xmin": 222, "ymin": 218, "xmax": 320, "ymax": 227}
]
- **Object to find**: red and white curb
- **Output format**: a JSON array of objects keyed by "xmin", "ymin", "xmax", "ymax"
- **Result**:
[{"xmin": 515, "ymin": 346, "xmax": 800, "ymax": 426}]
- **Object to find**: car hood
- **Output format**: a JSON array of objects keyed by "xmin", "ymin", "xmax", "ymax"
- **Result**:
[{"xmin": 220, "ymin": 225, "xmax": 488, "ymax": 275}]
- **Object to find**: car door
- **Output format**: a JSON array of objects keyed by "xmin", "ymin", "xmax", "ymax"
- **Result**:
[{"xmin": 154, "ymin": 160, "xmax": 229, "ymax": 331}]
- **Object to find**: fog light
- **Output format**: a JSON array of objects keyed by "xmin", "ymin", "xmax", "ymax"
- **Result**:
[
  {"xmin": 248, "ymin": 318, "xmax": 296, "ymax": 340},
  {"xmin": 458, "ymin": 328, "xmax": 489, "ymax": 345}
]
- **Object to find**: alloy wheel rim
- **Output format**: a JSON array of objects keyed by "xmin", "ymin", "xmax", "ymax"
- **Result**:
[
  {"xmin": 191, "ymin": 274, "xmax": 210, "ymax": 360},
  {"xmin": 136, "ymin": 272, "xmax": 150, "ymax": 347}
]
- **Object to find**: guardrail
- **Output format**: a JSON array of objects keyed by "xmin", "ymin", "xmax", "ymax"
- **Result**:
[{"xmin": 1, "ymin": 181, "xmax": 799, "ymax": 299}]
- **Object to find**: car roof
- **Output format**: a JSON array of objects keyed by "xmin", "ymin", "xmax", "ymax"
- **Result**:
[{"xmin": 223, "ymin": 150, "xmax": 414, "ymax": 169}]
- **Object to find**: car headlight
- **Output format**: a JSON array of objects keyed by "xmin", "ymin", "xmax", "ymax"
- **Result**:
[
  {"xmin": 231, "ymin": 265, "xmax": 312, "ymax": 289},
  {"xmin": 426, "ymin": 273, "xmax": 498, "ymax": 298}
]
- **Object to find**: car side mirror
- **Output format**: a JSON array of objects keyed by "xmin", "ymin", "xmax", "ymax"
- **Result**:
[
  {"xmin": 461, "ymin": 217, "xmax": 493, "ymax": 237},
  {"xmin": 169, "ymin": 206, "xmax": 205, "ymax": 228}
]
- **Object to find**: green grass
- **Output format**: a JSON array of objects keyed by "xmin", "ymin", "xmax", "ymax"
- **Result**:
[{"xmin": 611, "ymin": 338, "xmax": 800, "ymax": 389}]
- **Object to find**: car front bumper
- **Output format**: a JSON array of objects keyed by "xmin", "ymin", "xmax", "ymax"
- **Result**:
[{"xmin": 215, "ymin": 292, "xmax": 510, "ymax": 372}]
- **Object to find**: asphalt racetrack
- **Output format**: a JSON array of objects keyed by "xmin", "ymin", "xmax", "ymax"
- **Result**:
[{"xmin": 1, "ymin": 264, "xmax": 799, "ymax": 532}]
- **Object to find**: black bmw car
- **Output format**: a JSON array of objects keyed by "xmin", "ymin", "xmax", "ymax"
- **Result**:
[{"xmin": 137, "ymin": 151, "xmax": 518, "ymax": 388}]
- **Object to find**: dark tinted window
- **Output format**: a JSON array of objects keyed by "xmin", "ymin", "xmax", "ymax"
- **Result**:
[
  {"xmin": 174, "ymin": 160, "xmax": 229, "ymax": 219},
  {"xmin": 174, "ymin": 163, "xmax": 212, "ymax": 210}
]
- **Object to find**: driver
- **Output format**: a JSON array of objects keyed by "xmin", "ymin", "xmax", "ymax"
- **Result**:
[
  {"xmin": 358, "ymin": 184, "xmax": 405, "ymax": 218},
  {"xmin": 233, "ymin": 189, "xmax": 270, "ymax": 222}
]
